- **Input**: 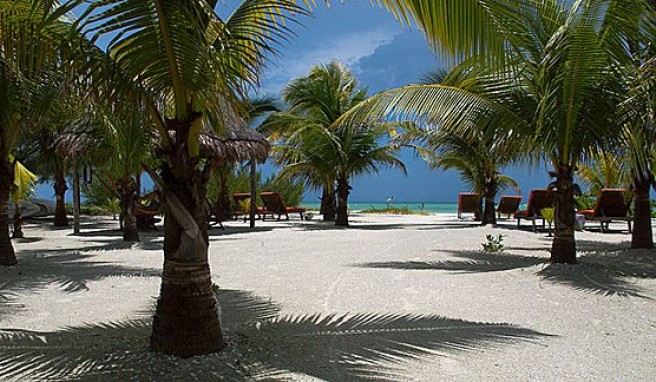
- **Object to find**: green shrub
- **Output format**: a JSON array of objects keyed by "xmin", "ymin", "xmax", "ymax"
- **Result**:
[
  {"xmin": 651, "ymin": 199, "xmax": 656, "ymax": 218},
  {"xmin": 481, "ymin": 234, "xmax": 505, "ymax": 252},
  {"xmin": 359, "ymin": 206, "xmax": 428, "ymax": 215}
]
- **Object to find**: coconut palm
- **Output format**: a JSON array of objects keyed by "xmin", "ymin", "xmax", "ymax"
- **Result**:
[
  {"xmin": 338, "ymin": 0, "xmax": 654, "ymax": 263},
  {"xmin": 577, "ymin": 151, "xmax": 629, "ymax": 195},
  {"xmin": 266, "ymin": 61, "xmax": 369, "ymax": 221},
  {"xmin": 0, "ymin": 0, "xmax": 85, "ymax": 265},
  {"xmin": 618, "ymin": 53, "xmax": 656, "ymax": 249},
  {"xmin": 399, "ymin": 126, "xmax": 519, "ymax": 225},
  {"xmin": 268, "ymin": 61, "xmax": 406, "ymax": 225},
  {"xmin": 73, "ymin": 0, "xmax": 311, "ymax": 356},
  {"xmin": 394, "ymin": 68, "xmax": 520, "ymax": 225}
]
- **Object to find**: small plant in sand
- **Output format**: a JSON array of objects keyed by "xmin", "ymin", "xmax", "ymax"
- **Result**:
[
  {"xmin": 481, "ymin": 234, "xmax": 506, "ymax": 252},
  {"xmin": 541, "ymin": 207, "xmax": 555, "ymax": 237},
  {"xmin": 239, "ymin": 198, "xmax": 252, "ymax": 214},
  {"xmin": 107, "ymin": 197, "xmax": 121, "ymax": 220}
]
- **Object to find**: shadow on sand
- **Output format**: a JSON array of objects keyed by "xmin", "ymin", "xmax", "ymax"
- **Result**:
[
  {"xmin": 0, "ymin": 289, "xmax": 549, "ymax": 381},
  {"xmin": 356, "ymin": 245, "xmax": 656, "ymax": 298}
]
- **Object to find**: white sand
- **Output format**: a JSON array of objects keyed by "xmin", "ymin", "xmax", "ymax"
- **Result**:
[{"xmin": 1, "ymin": 214, "xmax": 655, "ymax": 381}]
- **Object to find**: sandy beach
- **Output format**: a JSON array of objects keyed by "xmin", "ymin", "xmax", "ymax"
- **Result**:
[{"xmin": 1, "ymin": 214, "xmax": 655, "ymax": 381}]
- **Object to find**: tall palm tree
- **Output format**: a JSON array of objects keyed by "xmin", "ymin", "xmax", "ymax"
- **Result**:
[
  {"xmin": 0, "ymin": 0, "xmax": 82, "ymax": 265},
  {"xmin": 268, "ymin": 61, "xmax": 406, "ymax": 225},
  {"xmin": 394, "ymin": 68, "xmax": 520, "ymax": 225},
  {"xmin": 618, "ymin": 53, "xmax": 656, "ymax": 249},
  {"xmin": 76, "ymin": 0, "xmax": 311, "ymax": 356},
  {"xmin": 266, "ymin": 61, "xmax": 369, "ymax": 221},
  {"xmin": 338, "ymin": 0, "xmax": 653, "ymax": 263}
]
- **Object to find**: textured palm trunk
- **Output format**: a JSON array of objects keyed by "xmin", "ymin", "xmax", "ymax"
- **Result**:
[
  {"xmin": 53, "ymin": 162, "xmax": 69, "ymax": 227},
  {"xmin": 120, "ymin": 184, "xmax": 139, "ymax": 242},
  {"xmin": 335, "ymin": 177, "xmax": 349, "ymax": 227},
  {"xmin": 550, "ymin": 167, "xmax": 577, "ymax": 264},
  {"xmin": 631, "ymin": 178, "xmax": 653, "ymax": 249},
  {"xmin": 0, "ymin": 160, "xmax": 17, "ymax": 266},
  {"xmin": 12, "ymin": 203, "xmax": 24, "ymax": 239},
  {"xmin": 481, "ymin": 177, "xmax": 497, "ymax": 226},
  {"xmin": 321, "ymin": 185, "xmax": 336, "ymax": 222},
  {"xmin": 149, "ymin": 115, "xmax": 223, "ymax": 357}
]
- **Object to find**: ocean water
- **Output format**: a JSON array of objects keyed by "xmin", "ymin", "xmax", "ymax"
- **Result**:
[{"xmin": 301, "ymin": 201, "xmax": 459, "ymax": 214}]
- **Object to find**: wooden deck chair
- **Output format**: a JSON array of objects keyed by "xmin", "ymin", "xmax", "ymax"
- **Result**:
[
  {"xmin": 457, "ymin": 193, "xmax": 481, "ymax": 219},
  {"xmin": 514, "ymin": 189, "xmax": 555, "ymax": 232},
  {"xmin": 497, "ymin": 196, "xmax": 522, "ymax": 219},
  {"xmin": 579, "ymin": 188, "xmax": 632, "ymax": 232},
  {"xmin": 260, "ymin": 192, "xmax": 306, "ymax": 220}
]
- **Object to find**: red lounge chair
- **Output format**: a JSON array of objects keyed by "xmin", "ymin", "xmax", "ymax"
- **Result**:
[
  {"xmin": 514, "ymin": 189, "xmax": 555, "ymax": 232},
  {"xmin": 579, "ymin": 188, "xmax": 632, "ymax": 232},
  {"xmin": 457, "ymin": 192, "xmax": 481, "ymax": 219},
  {"xmin": 497, "ymin": 195, "xmax": 522, "ymax": 219},
  {"xmin": 260, "ymin": 192, "xmax": 306, "ymax": 220}
]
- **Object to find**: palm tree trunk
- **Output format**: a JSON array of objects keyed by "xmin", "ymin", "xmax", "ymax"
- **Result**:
[
  {"xmin": 550, "ymin": 167, "xmax": 577, "ymax": 264},
  {"xmin": 0, "ymin": 160, "xmax": 17, "ymax": 266},
  {"xmin": 321, "ymin": 184, "xmax": 336, "ymax": 221},
  {"xmin": 631, "ymin": 178, "xmax": 653, "ymax": 249},
  {"xmin": 120, "ymin": 183, "xmax": 139, "ymax": 242},
  {"xmin": 149, "ymin": 116, "xmax": 223, "ymax": 357},
  {"xmin": 335, "ymin": 176, "xmax": 350, "ymax": 227},
  {"xmin": 11, "ymin": 202, "xmax": 24, "ymax": 239},
  {"xmin": 53, "ymin": 162, "xmax": 68, "ymax": 227},
  {"xmin": 481, "ymin": 177, "xmax": 497, "ymax": 226}
]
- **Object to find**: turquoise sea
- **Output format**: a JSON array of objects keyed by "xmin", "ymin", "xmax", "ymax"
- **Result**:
[{"xmin": 301, "ymin": 201, "xmax": 459, "ymax": 214}]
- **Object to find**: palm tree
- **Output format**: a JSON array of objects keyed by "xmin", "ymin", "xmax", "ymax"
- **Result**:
[
  {"xmin": 400, "ymin": 126, "xmax": 519, "ymax": 226},
  {"xmin": 268, "ymin": 61, "xmax": 406, "ymax": 225},
  {"xmin": 266, "ymin": 61, "xmax": 369, "ymax": 221},
  {"xmin": 577, "ymin": 151, "xmax": 629, "ymax": 195},
  {"xmin": 0, "ymin": 0, "xmax": 83, "ymax": 265},
  {"xmin": 76, "ymin": 0, "xmax": 311, "ymax": 356},
  {"xmin": 618, "ymin": 53, "xmax": 656, "ymax": 249},
  {"xmin": 338, "ymin": 0, "xmax": 654, "ymax": 263},
  {"xmin": 394, "ymin": 69, "xmax": 520, "ymax": 226}
]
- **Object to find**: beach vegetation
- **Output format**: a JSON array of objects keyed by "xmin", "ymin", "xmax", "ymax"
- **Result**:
[
  {"xmin": 481, "ymin": 234, "xmax": 506, "ymax": 253},
  {"xmin": 69, "ymin": 0, "xmax": 313, "ymax": 356},
  {"xmin": 0, "ymin": 0, "xmax": 88, "ymax": 266},
  {"xmin": 266, "ymin": 61, "xmax": 406, "ymax": 227},
  {"xmin": 359, "ymin": 206, "xmax": 428, "ymax": 215},
  {"xmin": 541, "ymin": 207, "xmax": 555, "ymax": 237},
  {"xmin": 336, "ymin": 0, "xmax": 655, "ymax": 263}
]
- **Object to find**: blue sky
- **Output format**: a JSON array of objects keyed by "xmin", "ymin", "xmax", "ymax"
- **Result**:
[{"xmin": 246, "ymin": 1, "xmax": 552, "ymax": 202}]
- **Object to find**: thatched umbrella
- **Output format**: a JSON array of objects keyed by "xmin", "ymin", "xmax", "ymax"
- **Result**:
[{"xmin": 56, "ymin": 109, "xmax": 270, "ymax": 232}]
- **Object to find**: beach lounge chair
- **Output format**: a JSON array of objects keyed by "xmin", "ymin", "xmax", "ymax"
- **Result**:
[
  {"xmin": 457, "ymin": 193, "xmax": 481, "ymax": 219},
  {"xmin": 260, "ymin": 192, "xmax": 305, "ymax": 220},
  {"xmin": 497, "ymin": 195, "xmax": 522, "ymax": 219},
  {"xmin": 514, "ymin": 189, "xmax": 555, "ymax": 232},
  {"xmin": 579, "ymin": 188, "xmax": 632, "ymax": 232}
]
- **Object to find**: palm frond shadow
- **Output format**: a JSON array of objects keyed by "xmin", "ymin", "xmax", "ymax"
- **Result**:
[
  {"xmin": 538, "ymin": 247, "xmax": 656, "ymax": 298},
  {"xmin": 357, "ymin": 247, "xmax": 654, "ymax": 298},
  {"xmin": 296, "ymin": 222, "xmax": 479, "ymax": 232},
  {"xmin": 3, "ymin": 251, "xmax": 160, "ymax": 298},
  {"xmin": 0, "ymin": 289, "xmax": 549, "ymax": 381},
  {"xmin": 356, "ymin": 250, "xmax": 547, "ymax": 274}
]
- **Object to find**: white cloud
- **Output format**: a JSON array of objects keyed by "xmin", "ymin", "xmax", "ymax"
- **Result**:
[{"xmin": 260, "ymin": 28, "xmax": 401, "ymax": 96}]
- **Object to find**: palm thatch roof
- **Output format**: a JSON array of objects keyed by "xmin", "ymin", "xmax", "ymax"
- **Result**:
[{"xmin": 56, "ymin": 111, "xmax": 269, "ymax": 163}]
